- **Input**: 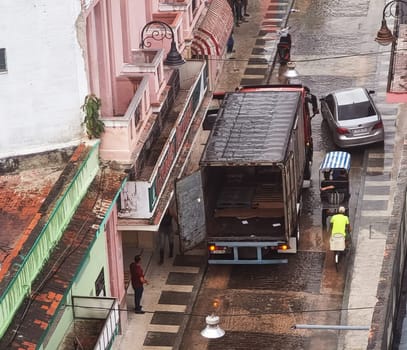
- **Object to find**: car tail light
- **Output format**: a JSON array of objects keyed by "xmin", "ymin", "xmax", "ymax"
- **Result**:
[
  {"xmin": 372, "ymin": 121, "xmax": 383, "ymax": 130},
  {"xmin": 336, "ymin": 127, "xmax": 350, "ymax": 135}
]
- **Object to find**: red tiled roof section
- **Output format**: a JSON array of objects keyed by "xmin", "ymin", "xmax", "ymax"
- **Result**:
[
  {"xmin": 0, "ymin": 168, "xmax": 126, "ymax": 349},
  {"xmin": 20, "ymin": 342, "xmax": 36, "ymax": 350},
  {"xmin": 0, "ymin": 144, "xmax": 87, "ymax": 283},
  {"xmin": 0, "ymin": 150, "xmax": 74, "ymax": 281}
]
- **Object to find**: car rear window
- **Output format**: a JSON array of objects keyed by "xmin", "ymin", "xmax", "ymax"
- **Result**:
[{"xmin": 337, "ymin": 101, "xmax": 376, "ymax": 121}]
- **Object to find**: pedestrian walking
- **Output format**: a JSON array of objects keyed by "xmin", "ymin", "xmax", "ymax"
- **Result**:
[
  {"xmin": 227, "ymin": 32, "xmax": 235, "ymax": 53},
  {"xmin": 158, "ymin": 212, "xmax": 175, "ymax": 265},
  {"xmin": 242, "ymin": 0, "xmax": 249, "ymax": 17},
  {"xmin": 238, "ymin": 0, "xmax": 248, "ymax": 22},
  {"xmin": 129, "ymin": 255, "xmax": 148, "ymax": 314},
  {"xmin": 232, "ymin": 0, "xmax": 243, "ymax": 26}
]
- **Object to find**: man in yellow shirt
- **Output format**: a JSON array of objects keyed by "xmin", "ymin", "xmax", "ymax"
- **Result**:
[{"xmin": 330, "ymin": 206, "xmax": 351, "ymax": 243}]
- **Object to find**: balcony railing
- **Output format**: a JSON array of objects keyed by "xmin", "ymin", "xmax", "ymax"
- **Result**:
[
  {"xmin": 72, "ymin": 296, "xmax": 120, "ymax": 350},
  {"xmin": 99, "ymin": 76, "xmax": 150, "ymax": 163},
  {"xmin": 134, "ymin": 103, "xmax": 141, "ymax": 128},
  {"xmin": 119, "ymin": 61, "xmax": 208, "ymax": 219},
  {"xmin": 159, "ymin": 0, "xmax": 198, "ymax": 8},
  {"xmin": 159, "ymin": 0, "xmax": 187, "ymax": 4},
  {"xmin": 122, "ymin": 49, "xmax": 163, "ymax": 75}
]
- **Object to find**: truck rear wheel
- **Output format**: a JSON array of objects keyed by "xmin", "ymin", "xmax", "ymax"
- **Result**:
[
  {"xmin": 322, "ymin": 209, "xmax": 327, "ymax": 227},
  {"xmin": 304, "ymin": 162, "xmax": 311, "ymax": 180},
  {"xmin": 296, "ymin": 228, "xmax": 300, "ymax": 250}
]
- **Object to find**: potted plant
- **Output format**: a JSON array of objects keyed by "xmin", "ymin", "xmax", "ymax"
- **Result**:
[{"xmin": 81, "ymin": 94, "xmax": 105, "ymax": 139}]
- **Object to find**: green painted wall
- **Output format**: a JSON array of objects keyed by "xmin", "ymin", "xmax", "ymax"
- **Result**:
[
  {"xmin": 43, "ymin": 227, "xmax": 111, "ymax": 349},
  {"xmin": 72, "ymin": 227, "xmax": 110, "ymax": 297},
  {"xmin": 44, "ymin": 301, "xmax": 73, "ymax": 350}
]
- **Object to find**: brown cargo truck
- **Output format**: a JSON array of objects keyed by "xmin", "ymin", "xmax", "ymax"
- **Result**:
[{"xmin": 176, "ymin": 85, "xmax": 318, "ymax": 264}]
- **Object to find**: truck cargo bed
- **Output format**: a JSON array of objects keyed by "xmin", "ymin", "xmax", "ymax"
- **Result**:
[
  {"xmin": 208, "ymin": 184, "xmax": 285, "ymax": 240},
  {"xmin": 207, "ymin": 167, "xmax": 286, "ymax": 241},
  {"xmin": 214, "ymin": 184, "xmax": 284, "ymax": 219}
]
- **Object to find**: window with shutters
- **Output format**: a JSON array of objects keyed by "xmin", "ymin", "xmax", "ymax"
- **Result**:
[{"xmin": 0, "ymin": 48, "xmax": 6, "ymax": 72}]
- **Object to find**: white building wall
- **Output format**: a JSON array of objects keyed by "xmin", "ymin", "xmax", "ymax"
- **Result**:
[{"xmin": 0, "ymin": 0, "xmax": 88, "ymax": 158}]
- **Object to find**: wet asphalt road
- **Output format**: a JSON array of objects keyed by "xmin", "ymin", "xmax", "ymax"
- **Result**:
[{"xmin": 179, "ymin": 0, "xmax": 388, "ymax": 349}]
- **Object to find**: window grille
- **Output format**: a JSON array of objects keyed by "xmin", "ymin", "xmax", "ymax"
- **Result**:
[
  {"xmin": 0, "ymin": 48, "xmax": 6, "ymax": 72},
  {"xmin": 134, "ymin": 103, "xmax": 141, "ymax": 128}
]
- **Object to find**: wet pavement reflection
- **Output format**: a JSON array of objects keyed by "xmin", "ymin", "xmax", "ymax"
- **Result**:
[{"xmin": 179, "ymin": 0, "xmax": 386, "ymax": 348}]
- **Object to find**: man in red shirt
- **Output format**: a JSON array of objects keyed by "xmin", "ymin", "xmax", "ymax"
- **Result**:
[{"xmin": 130, "ymin": 255, "xmax": 148, "ymax": 314}]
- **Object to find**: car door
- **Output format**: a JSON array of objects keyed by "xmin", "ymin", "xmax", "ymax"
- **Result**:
[
  {"xmin": 324, "ymin": 94, "xmax": 336, "ymax": 131},
  {"xmin": 320, "ymin": 95, "xmax": 329, "ymax": 120}
]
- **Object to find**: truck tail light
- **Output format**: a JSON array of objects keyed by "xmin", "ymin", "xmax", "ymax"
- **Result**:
[
  {"xmin": 336, "ymin": 127, "xmax": 350, "ymax": 135},
  {"xmin": 279, "ymin": 244, "xmax": 289, "ymax": 251},
  {"xmin": 208, "ymin": 244, "xmax": 228, "ymax": 254}
]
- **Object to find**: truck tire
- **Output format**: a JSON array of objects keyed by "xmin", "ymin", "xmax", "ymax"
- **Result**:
[
  {"xmin": 322, "ymin": 209, "xmax": 327, "ymax": 227},
  {"xmin": 290, "ymin": 227, "xmax": 300, "ymax": 251},
  {"xmin": 296, "ymin": 227, "xmax": 300, "ymax": 250},
  {"xmin": 304, "ymin": 161, "xmax": 311, "ymax": 180},
  {"xmin": 304, "ymin": 145, "xmax": 313, "ymax": 180}
]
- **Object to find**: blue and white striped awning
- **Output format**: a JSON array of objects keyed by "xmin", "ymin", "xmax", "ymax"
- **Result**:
[{"xmin": 319, "ymin": 151, "xmax": 351, "ymax": 171}]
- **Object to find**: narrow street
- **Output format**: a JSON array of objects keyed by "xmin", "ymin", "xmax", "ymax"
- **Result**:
[{"xmin": 178, "ymin": 0, "xmax": 399, "ymax": 349}]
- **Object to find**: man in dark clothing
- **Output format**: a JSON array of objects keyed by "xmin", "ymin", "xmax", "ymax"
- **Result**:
[
  {"xmin": 158, "ymin": 212, "xmax": 175, "ymax": 265},
  {"xmin": 227, "ymin": 32, "xmax": 235, "ymax": 53},
  {"xmin": 232, "ymin": 0, "xmax": 243, "ymax": 26},
  {"xmin": 129, "ymin": 255, "xmax": 148, "ymax": 314},
  {"xmin": 242, "ymin": 0, "xmax": 249, "ymax": 16}
]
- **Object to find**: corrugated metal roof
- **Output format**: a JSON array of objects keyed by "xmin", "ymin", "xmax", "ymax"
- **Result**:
[
  {"xmin": 334, "ymin": 87, "xmax": 369, "ymax": 106},
  {"xmin": 319, "ymin": 151, "xmax": 351, "ymax": 171},
  {"xmin": 201, "ymin": 90, "xmax": 301, "ymax": 164}
]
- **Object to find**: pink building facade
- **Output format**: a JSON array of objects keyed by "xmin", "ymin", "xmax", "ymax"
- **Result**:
[{"xmin": 80, "ymin": 0, "xmax": 233, "ymax": 339}]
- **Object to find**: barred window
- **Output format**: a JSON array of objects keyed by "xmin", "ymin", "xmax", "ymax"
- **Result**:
[
  {"xmin": 0, "ymin": 49, "xmax": 6, "ymax": 72},
  {"xmin": 134, "ymin": 103, "xmax": 141, "ymax": 128}
]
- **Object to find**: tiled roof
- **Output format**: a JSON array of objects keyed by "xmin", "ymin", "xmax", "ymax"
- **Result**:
[
  {"xmin": 0, "ymin": 165, "xmax": 126, "ymax": 349},
  {"xmin": 0, "ymin": 146, "xmax": 82, "ymax": 287}
]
